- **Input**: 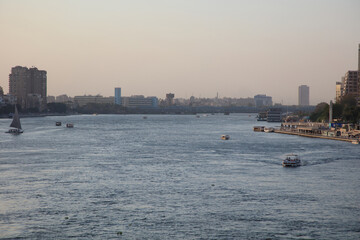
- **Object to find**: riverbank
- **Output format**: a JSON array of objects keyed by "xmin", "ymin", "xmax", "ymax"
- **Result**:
[{"xmin": 274, "ymin": 129, "xmax": 355, "ymax": 143}]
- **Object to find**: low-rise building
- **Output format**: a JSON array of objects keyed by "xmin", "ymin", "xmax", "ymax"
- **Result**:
[
  {"xmin": 74, "ymin": 95, "xmax": 114, "ymax": 107},
  {"xmin": 254, "ymin": 94, "xmax": 272, "ymax": 107},
  {"xmin": 121, "ymin": 95, "xmax": 158, "ymax": 108}
]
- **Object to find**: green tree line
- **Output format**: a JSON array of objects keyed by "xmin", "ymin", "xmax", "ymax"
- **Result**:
[{"xmin": 310, "ymin": 95, "xmax": 360, "ymax": 123}]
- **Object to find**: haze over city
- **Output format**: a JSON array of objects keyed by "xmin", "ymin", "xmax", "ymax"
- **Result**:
[{"xmin": 1, "ymin": 0, "xmax": 360, "ymax": 105}]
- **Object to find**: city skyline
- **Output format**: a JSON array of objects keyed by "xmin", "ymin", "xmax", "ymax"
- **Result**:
[{"xmin": 1, "ymin": 1, "xmax": 360, "ymax": 105}]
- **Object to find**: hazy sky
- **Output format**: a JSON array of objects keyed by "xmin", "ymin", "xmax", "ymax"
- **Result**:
[{"xmin": 1, "ymin": 0, "xmax": 359, "ymax": 105}]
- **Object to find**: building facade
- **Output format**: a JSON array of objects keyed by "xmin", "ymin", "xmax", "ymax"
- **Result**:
[
  {"xmin": 298, "ymin": 85, "xmax": 310, "ymax": 106},
  {"xmin": 254, "ymin": 94, "xmax": 272, "ymax": 107},
  {"xmin": 165, "ymin": 93, "xmax": 175, "ymax": 106},
  {"xmin": 342, "ymin": 71, "xmax": 359, "ymax": 98},
  {"xmin": 335, "ymin": 81, "xmax": 343, "ymax": 102},
  {"xmin": 9, "ymin": 66, "xmax": 47, "ymax": 110},
  {"xmin": 121, "ymin": 95, "xmax": 158, "ymax": 108},
  {"xmin": 74, "ymin": 95, "xmax": 114, "ymax": 107},
  {"xmin": 115, "ymin": 88, "xmax": 121, "ymax": 105}
]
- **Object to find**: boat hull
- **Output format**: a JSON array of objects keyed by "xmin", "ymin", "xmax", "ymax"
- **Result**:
[{"xmin": 6, "ymin": 128, "xmax": 24, "ymax": 134}]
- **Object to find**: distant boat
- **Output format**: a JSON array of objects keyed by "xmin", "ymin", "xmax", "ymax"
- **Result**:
[
  {"xmin": 351, "ymin": 140, "xmax": 359, "ymax": 144},
  {"xmin": 56, "ymin": 122, "xmax": 62, "ymax": 126},
  {"xmin": 221, "ymin": 135, "xmax": 230, "ymax": 140},
  {"xmin": 6, "ymin": 106, "xmax": 24, "ymax": 134},
  {"xmin": 282, "ymin": 154, "xmax": 301, "ymax": 167},
  {"xmin": 66, "ymin": 123, "xmax": 74, "ymax": 128}
]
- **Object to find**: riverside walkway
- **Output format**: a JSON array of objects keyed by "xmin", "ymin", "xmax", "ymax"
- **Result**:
[{"xmin": 274, "ymin": 129, "xmax": 354, "ymax": 143}]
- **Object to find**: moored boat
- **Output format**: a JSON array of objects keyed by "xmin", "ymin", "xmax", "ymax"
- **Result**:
[
  {"xmin": 253, "ymin": 126, "xmax": 265, "ymax": 132},
  {"xmin": 283, "ymin": 154, "xmax": 301, "ymax": 167},
  {"xmin": 264, "ymin": 127, "xmax": 274, "ymax": 133}
]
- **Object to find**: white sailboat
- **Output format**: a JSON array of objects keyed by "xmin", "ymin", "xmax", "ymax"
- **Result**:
[{"xmin": 6, "ymin": 106, "xmax": 24, "ymax": 134}]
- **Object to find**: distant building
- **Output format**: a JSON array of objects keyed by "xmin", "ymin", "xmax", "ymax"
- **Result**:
[
  {"xmin": 166, "ymin": 93, "xmax": 175, "ymax": 106},
  {"xmin": 335, "ymin": 81, "xmax": 343, "ymax": 102},
  {"xmin": 298, "ymin": 85, "xmax": 310, "ymax": 106},
  {"xmin": 115, "ymin": 87, "xmax": 121, "ymax": 105},
  {"xmin": 342, "ymin": 71, "xmax": 359, "ymax": 98},
  {"xmin": 0, "ymin": 86, "xmax": 3, "ymax": 96},
  {"xmin": 47, "ymin": 96, "xmax": 56, "ymax": 103},
  {"xmin": 74, "ymin": 95, "xmax": 114, "ymax": 107},
  {"xmin": 254, "ymin": 94, "xmax": 272, "ymax": 107},
  {"xmin": 358, "ymin": 44, "xmax": 360, "ymax": 77},
  {"xmin": 9, "ymin": 66, "xmax": 47, "ymax": 110},
  {"xmin": 121, "ymin": 95, "xmax": 158, "ymax": 108},
  {"xmin": 56, "ymin": 94, "xmax": 71, "ymax": 103}
]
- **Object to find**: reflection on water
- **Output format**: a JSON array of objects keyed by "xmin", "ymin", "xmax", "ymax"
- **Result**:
[{"xmin": 0, "ymin": 114, "xmax": 359, "ymax": 239}]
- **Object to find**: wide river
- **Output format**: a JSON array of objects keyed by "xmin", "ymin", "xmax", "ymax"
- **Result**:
[{"xmin": 0, "ymin": 114, "xmax": 359, "ymax": 239}]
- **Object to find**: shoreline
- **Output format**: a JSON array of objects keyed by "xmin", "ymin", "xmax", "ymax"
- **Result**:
[{"xmin": 274, "ymin": 129, "xmax": 355, "ymax": 143}]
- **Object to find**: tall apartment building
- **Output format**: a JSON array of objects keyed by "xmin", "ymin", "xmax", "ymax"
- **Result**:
[
  {"xmin": 335, "ymin": 81, "xmax": 343, "ymax": 102},
  {"xmin": 9, "ymin": 66, "xmax": 47, "ymax": 110},
  {"xmin": 298, "ymin": 85, "xmax": 310, "ymax": 106},
  {"xmin": 342, "ymin": 71, "xmax": 359, "ymax": 98},
  {"xmin": 115, "ymin": 88, "xmax": 121, "ymax": 105}
]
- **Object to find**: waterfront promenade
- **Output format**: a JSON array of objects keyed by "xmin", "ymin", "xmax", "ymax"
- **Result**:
[
  {"xmin": 274, "ymin": 129, "xmax": 354, "ymax": 143},
  {"xmin": 272, "ymin": 121, "xmax": 360, "ymax": 143}
]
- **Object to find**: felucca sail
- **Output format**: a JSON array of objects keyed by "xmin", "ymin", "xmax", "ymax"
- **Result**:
[{"xmin": 10, "ymin": 106, "xmax": 22, "ymax": 130}]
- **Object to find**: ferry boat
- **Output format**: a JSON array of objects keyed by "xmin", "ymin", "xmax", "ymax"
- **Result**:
[
  {"xmin": 283, "ymin": 154, "xmax": 301, "ymax": 167},
  {"xmin": 221, "ymin": 135, "xmax": 230, "ymax": 140}
]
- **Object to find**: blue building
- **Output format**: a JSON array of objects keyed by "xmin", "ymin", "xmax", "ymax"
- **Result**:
[{"xmin": 115, "ymin": 87, "xmax": 121, "ymax": 105}]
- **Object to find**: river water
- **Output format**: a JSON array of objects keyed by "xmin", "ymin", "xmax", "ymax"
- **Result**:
[{"xmin": 0, "ymin": 114, "xmax": 359, "ymax": 239}]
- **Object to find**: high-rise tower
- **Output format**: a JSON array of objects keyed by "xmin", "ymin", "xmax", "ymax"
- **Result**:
[
  {"xmin": 9, "ymin": 66, "xmax": 47, "ymax": 110},
  {"xmin": 298, "ymin": 85, "xmax": 310, "ymax": 106},
  {"xmin": 115, "ymin": 87, "xmax": 122, "ymax": 105}
]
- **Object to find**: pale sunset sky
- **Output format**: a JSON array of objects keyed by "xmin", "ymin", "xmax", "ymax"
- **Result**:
[{"xmin": 0, "ymin": 0, "xmax": 359, "ymax": 105}]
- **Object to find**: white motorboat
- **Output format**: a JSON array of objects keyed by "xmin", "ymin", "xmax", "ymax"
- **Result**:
[{"xmin": 283, "ymin": 154, "xmax": 301, "ymax": 167}]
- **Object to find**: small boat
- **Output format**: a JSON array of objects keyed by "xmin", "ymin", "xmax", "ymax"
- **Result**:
[
  {"xmin": 352, "ymin": 140, "xmax": 359, "ymax": 144},
  {"xmin": 221, "ymin": 135, "xmax": 230, "ymax": 140},
  {"xmin": 264, "ymin": 127, "xmax": 274, "ymax": 133},
  {"xmin": 143, "ymin": 116, "xmax": 147, "ymax": 119},
  {"xmin": 56, "ymin": 122, "xmax": 62, "ymax": 126},
  {"xmin": 6, "ymin": 106, "xmax": 23, "ymax": 134},
  {"xmin": 253, "ymin": 126, "xmax": 265, "ymax": 132},
  {"xmin": 283, "ymin": 154, "xmax": 301, "ymax": 167},
  {"xmin": 66, "ymin": 123, "xmax": 74, "ymax": 128}
]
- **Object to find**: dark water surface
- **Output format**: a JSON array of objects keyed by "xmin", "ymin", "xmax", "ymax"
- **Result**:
[{"xmin": 0, "ymin": 114, "xmax": 359, "ymax": 239}]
